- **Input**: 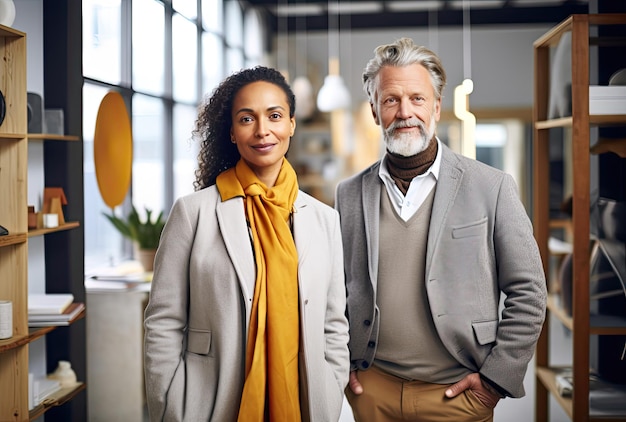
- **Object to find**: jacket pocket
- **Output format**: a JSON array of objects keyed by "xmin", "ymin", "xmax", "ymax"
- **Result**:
[
  {"xmin": 472, "ymin": 320, "xmax": 498, "ymax": 345},
  {"xmin": 187, "ymin": 328, "xmax": 211, "ymax": 355},
  {"xmin": 452, "ymin": 217, "xmax": 488, "ymax": 239}
]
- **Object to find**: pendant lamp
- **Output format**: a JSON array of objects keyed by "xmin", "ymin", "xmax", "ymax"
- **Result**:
[
  {"xmin": 316, "ymin": 0, "xmax": 350, "ymax": 112},
  {"xmin": 453, "ymin": 0, "xmax": 476, "ymax": 159}
]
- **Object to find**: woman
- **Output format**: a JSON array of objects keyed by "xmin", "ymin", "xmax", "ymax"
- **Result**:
[{"xmin": 144, "ymin": 66, "xmax": 350, "ymax": 421}]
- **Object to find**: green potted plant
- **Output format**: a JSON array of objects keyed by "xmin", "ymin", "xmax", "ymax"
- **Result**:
[{"xmin": 102, "ymin": 205, "xmax": 165, "ymax": 271}]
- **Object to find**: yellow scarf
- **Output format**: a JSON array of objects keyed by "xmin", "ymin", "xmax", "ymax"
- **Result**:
[{"xmin": 216, "ymin": 158, "xmax": 301, "ymax": 421}]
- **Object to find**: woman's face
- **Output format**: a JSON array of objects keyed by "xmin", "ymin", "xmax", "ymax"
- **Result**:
[{"xmin": 230, "ymin": 81, "xmax": 295, "ymax": 187}]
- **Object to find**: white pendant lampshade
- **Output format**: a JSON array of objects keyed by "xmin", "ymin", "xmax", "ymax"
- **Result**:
[
  {"xmin": 317, "ymin": 74, "xmax": 351, "ymax": 112},
  {"xmin": 317, "ymin": 57, "xmax": 351, "ymax": 112},
  {"xmin": 293, "ymin": 76, "xmax": 315, "ymax": 120}
]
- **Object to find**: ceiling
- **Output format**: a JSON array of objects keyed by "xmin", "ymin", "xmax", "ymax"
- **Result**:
[{"xmin": 244, "ymin": 0, "xmax": 591, "ymax": 33}]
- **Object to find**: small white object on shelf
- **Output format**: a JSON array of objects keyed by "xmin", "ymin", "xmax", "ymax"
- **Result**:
[
  {"xmin": 555, "ymin": 374, "xmax": 573, "ymax": 397},
  {"xmin": 48, "ymin": 360, "xmax": 78, "ymax": 388},
  {"xmin": 0, "ymin": 300, "xmax": 12, "ymax": 339},
  {"xmin": 548, "ymin": 236, "xmax": 573, "ymax": 255},
  {"xmin": 589, "ymin": 85, "xmax": 626, "ymax": 115},
  {"xmin": 43, "ymin": 213, "xmax": 59, "ymax": 228}
]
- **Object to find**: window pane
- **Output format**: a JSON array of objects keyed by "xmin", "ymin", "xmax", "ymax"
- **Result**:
[
  {"xmin": 83, "ymin": 83, "xmax": 128, "ymax": 267},
  {"xmin": 202, "ymin": 32, "xmax": 223, "ymax": 95},
  {"xmin": 133, "ymin": 0, "xmax": 165, "ymax": 95},
  {"xmin": 173, "ymin": 0, "xmax": 197, "ymax": 20},
  {"xmin": 226, "ymin": 46, "xmax": 244, "ymax": 75},
  {"xmin": 202, "ymin": 0, "xmax": 223, "ymax": 33},
  {"xmin": 243, "ymin": 9, "xmax": 263, "ymax": 63},
  {"xmin": 132, "ymin": 94, "xmax": 166, "ymax": 215},
  {"xmin": 225, "ymin": 0, "xmax": 242, "ymax": 48},
  {"xmin": 83, "ymin": 0, "xmax": 122, "ymax": 84},
  {"xmin": 173, "ymin": 103, "xmax": 199, "ymax": 199},
  {"xmin": 173, "ymin": 13, "xmax": 198, "ymax": 103}
]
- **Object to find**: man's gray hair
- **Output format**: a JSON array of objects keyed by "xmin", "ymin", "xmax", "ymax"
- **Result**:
[{"xmin": 362, "ymin": 37, "xmax": 447, "ymax": 103}]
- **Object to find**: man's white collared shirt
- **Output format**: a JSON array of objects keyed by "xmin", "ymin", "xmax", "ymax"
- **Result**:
[{"xmin": 379, "ymin": 138, "xmax": 442, "ymax": 221}]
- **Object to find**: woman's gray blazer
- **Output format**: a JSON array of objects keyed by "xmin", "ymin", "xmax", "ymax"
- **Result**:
[
  {"xmin": 144, "ymin": 185, "xmax": 350, "ymax": 421},
  {"xmin": 335, "ymin": 143, "xmax": 547, "ymax": 398}
]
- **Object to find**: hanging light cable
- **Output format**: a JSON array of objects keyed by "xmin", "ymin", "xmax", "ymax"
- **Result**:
[
  {"xmin": 293, "ymin": 13, "xmax": 315, "ymax": 120},
  {"xmin": 277, "ymin": 0, "xmax": 289, "ymax": 81},
  {"xmin": 453, "ymin": 0, "xmax": 476, "ymax": 159},
  {"xmin": 316, "ymin": 0, "xmax": 351, "ymax": 112},
  {"xmin": 428, "ymin": 9, "xmax": 439, "ymax": 57}
]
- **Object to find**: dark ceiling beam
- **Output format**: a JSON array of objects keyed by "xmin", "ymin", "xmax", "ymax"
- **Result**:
[{"xmin": 246, "ymin": 1, "xmax": 590, "ymax": 34}]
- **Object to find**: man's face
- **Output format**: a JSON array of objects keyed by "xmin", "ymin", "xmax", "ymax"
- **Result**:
[{"xmin": 371, "ymin": 64, "xmax": 441, "ymax": 157}]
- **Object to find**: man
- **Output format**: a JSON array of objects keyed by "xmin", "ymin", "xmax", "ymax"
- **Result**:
[{"xmin": 335, "ymin": 37, "xmax": 546, "ymax": 422}]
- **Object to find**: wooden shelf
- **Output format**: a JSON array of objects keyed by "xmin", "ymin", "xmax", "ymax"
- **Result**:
[
  {"xmin": 547, "ymin": 295, "xmax": 626, "ymax": 335},
  {"xmin": 0, "ymin": 232, "xmax": 28, "ymax": 247},
  {"xmin": 0, "ymin": 133, "xmax": 27, "ymax": 141},
  {"xmin": 537, "ymin": 367, "xmax": 626, "ymax": 422},
  {"xmin": 27, "ymin": 133, "xmax": 80, "ymax": 142},
  {"xmin": 27, "ymin": 221, "xmax": 80, "ymax": 237},
  {"xmin": 29, "ymin": 382, "xmax": 86, "ymax": 421},
  {"xmin": 0, "ymin": 310, "xmax": 86, "ymax": 353},
  {"xmin": 537, "ymin": 366, "xmax": 574, "ymax": 420},
  {"xmin": 0, "ymin": 25, "xmax": 24, "ymax": 37},
  {"xmin": 535, "ymin": 114, "xmax": 626, "ymax": 130}
]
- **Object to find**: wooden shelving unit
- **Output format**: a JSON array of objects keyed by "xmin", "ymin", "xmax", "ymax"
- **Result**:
[
  {"xmin": 1, "ymin": 13, "xmax": 86, "ymax": 420},
  {"xmin": 533, "ymin": 14, "xmax": 626, "ymax": 422},
  {"xmin": 0, "ymin": 23, "xmax": 30, "ymax": 421}
]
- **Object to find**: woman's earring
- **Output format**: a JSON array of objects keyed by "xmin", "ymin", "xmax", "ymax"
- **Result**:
[{"xmin": 231, "ymin": 138, "xmax": 236, "ymax": 144}]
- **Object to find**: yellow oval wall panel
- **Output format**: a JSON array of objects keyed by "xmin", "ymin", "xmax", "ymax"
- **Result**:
[{"xmin": 94, "ymin": 91, "xmax": 132, "ymax": 208}]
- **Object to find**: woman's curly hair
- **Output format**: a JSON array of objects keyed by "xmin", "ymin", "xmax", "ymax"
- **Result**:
[{"xmin": 193, "ymin": 66, "xmax": 296, "ymax": 190}]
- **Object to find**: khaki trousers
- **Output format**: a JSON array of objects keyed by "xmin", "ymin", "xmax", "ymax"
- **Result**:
[{"xmin": 345, "ymin": 366, "xmax": 494, "ymax": 422}]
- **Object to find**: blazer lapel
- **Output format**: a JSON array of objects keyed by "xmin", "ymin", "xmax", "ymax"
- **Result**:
[
  {"xmin": 216, "ymin": 197, "xmax": 256, "ymax": 299},
  {"xmin": 426, "ymin": 145, "xmax": 463, "ymax": 276},
  {"xmin": 363, "ymin": 165, "xmax": 381, "ymax": 291},
  {"xmin": 292, "ymin": 194, "xmax": 309, "ymax": 265}
]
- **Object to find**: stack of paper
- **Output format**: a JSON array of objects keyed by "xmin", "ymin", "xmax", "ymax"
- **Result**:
[
  {"xmin": 32, "ymin": 377, "xmax": 61, "ymax": 405},
  {"xmin": 28, "ymin": 302, "xmax": 85, "ymax": 327},
  {"xmin": 28, "ymin": 294, "xmax": 84, "ymax": 327},
  {"xmin": 28, "ymin": 294, "xmax": 74, "ymax": 314}
]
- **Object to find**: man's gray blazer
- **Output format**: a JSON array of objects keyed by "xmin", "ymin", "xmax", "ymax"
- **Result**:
[{"xmin": 335, "ymin": 142, "xmax": 546, "ymax": 398}]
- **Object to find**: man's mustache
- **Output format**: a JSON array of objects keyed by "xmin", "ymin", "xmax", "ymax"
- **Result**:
[{"xmin": 386, "ymin": 118, "xmax": 426, "ymax": 137}]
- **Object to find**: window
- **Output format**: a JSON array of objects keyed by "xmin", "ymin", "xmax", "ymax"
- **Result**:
[{"xmin": 82, "ymin": 0, "xmax": 264, "ymax": 269}]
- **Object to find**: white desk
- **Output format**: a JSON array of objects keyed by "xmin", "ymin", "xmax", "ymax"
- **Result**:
[{"xmin": 85, "ymin": 271, "xmax": 151, "ymax": 422}]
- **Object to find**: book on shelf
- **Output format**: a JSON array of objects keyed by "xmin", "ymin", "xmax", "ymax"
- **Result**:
[
  {"xmin": 554, "ymin": 368, "xmax": 626, "ymax": 416},
  {"xmin": 28, "ymin": 302, "xmax": 85, "ymax": 327},
  {"xmin": 28, "ymin": 293, "xmax": 74, "ymax": 315},
  {"xmin": 31, "ymin": 377, "xmax": 61, "ymax": 406}
]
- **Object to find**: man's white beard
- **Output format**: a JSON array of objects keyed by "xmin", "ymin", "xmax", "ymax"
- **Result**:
[{"xmin": 383, "ymin": 115, "xmax": 436, "ymax": 157}]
